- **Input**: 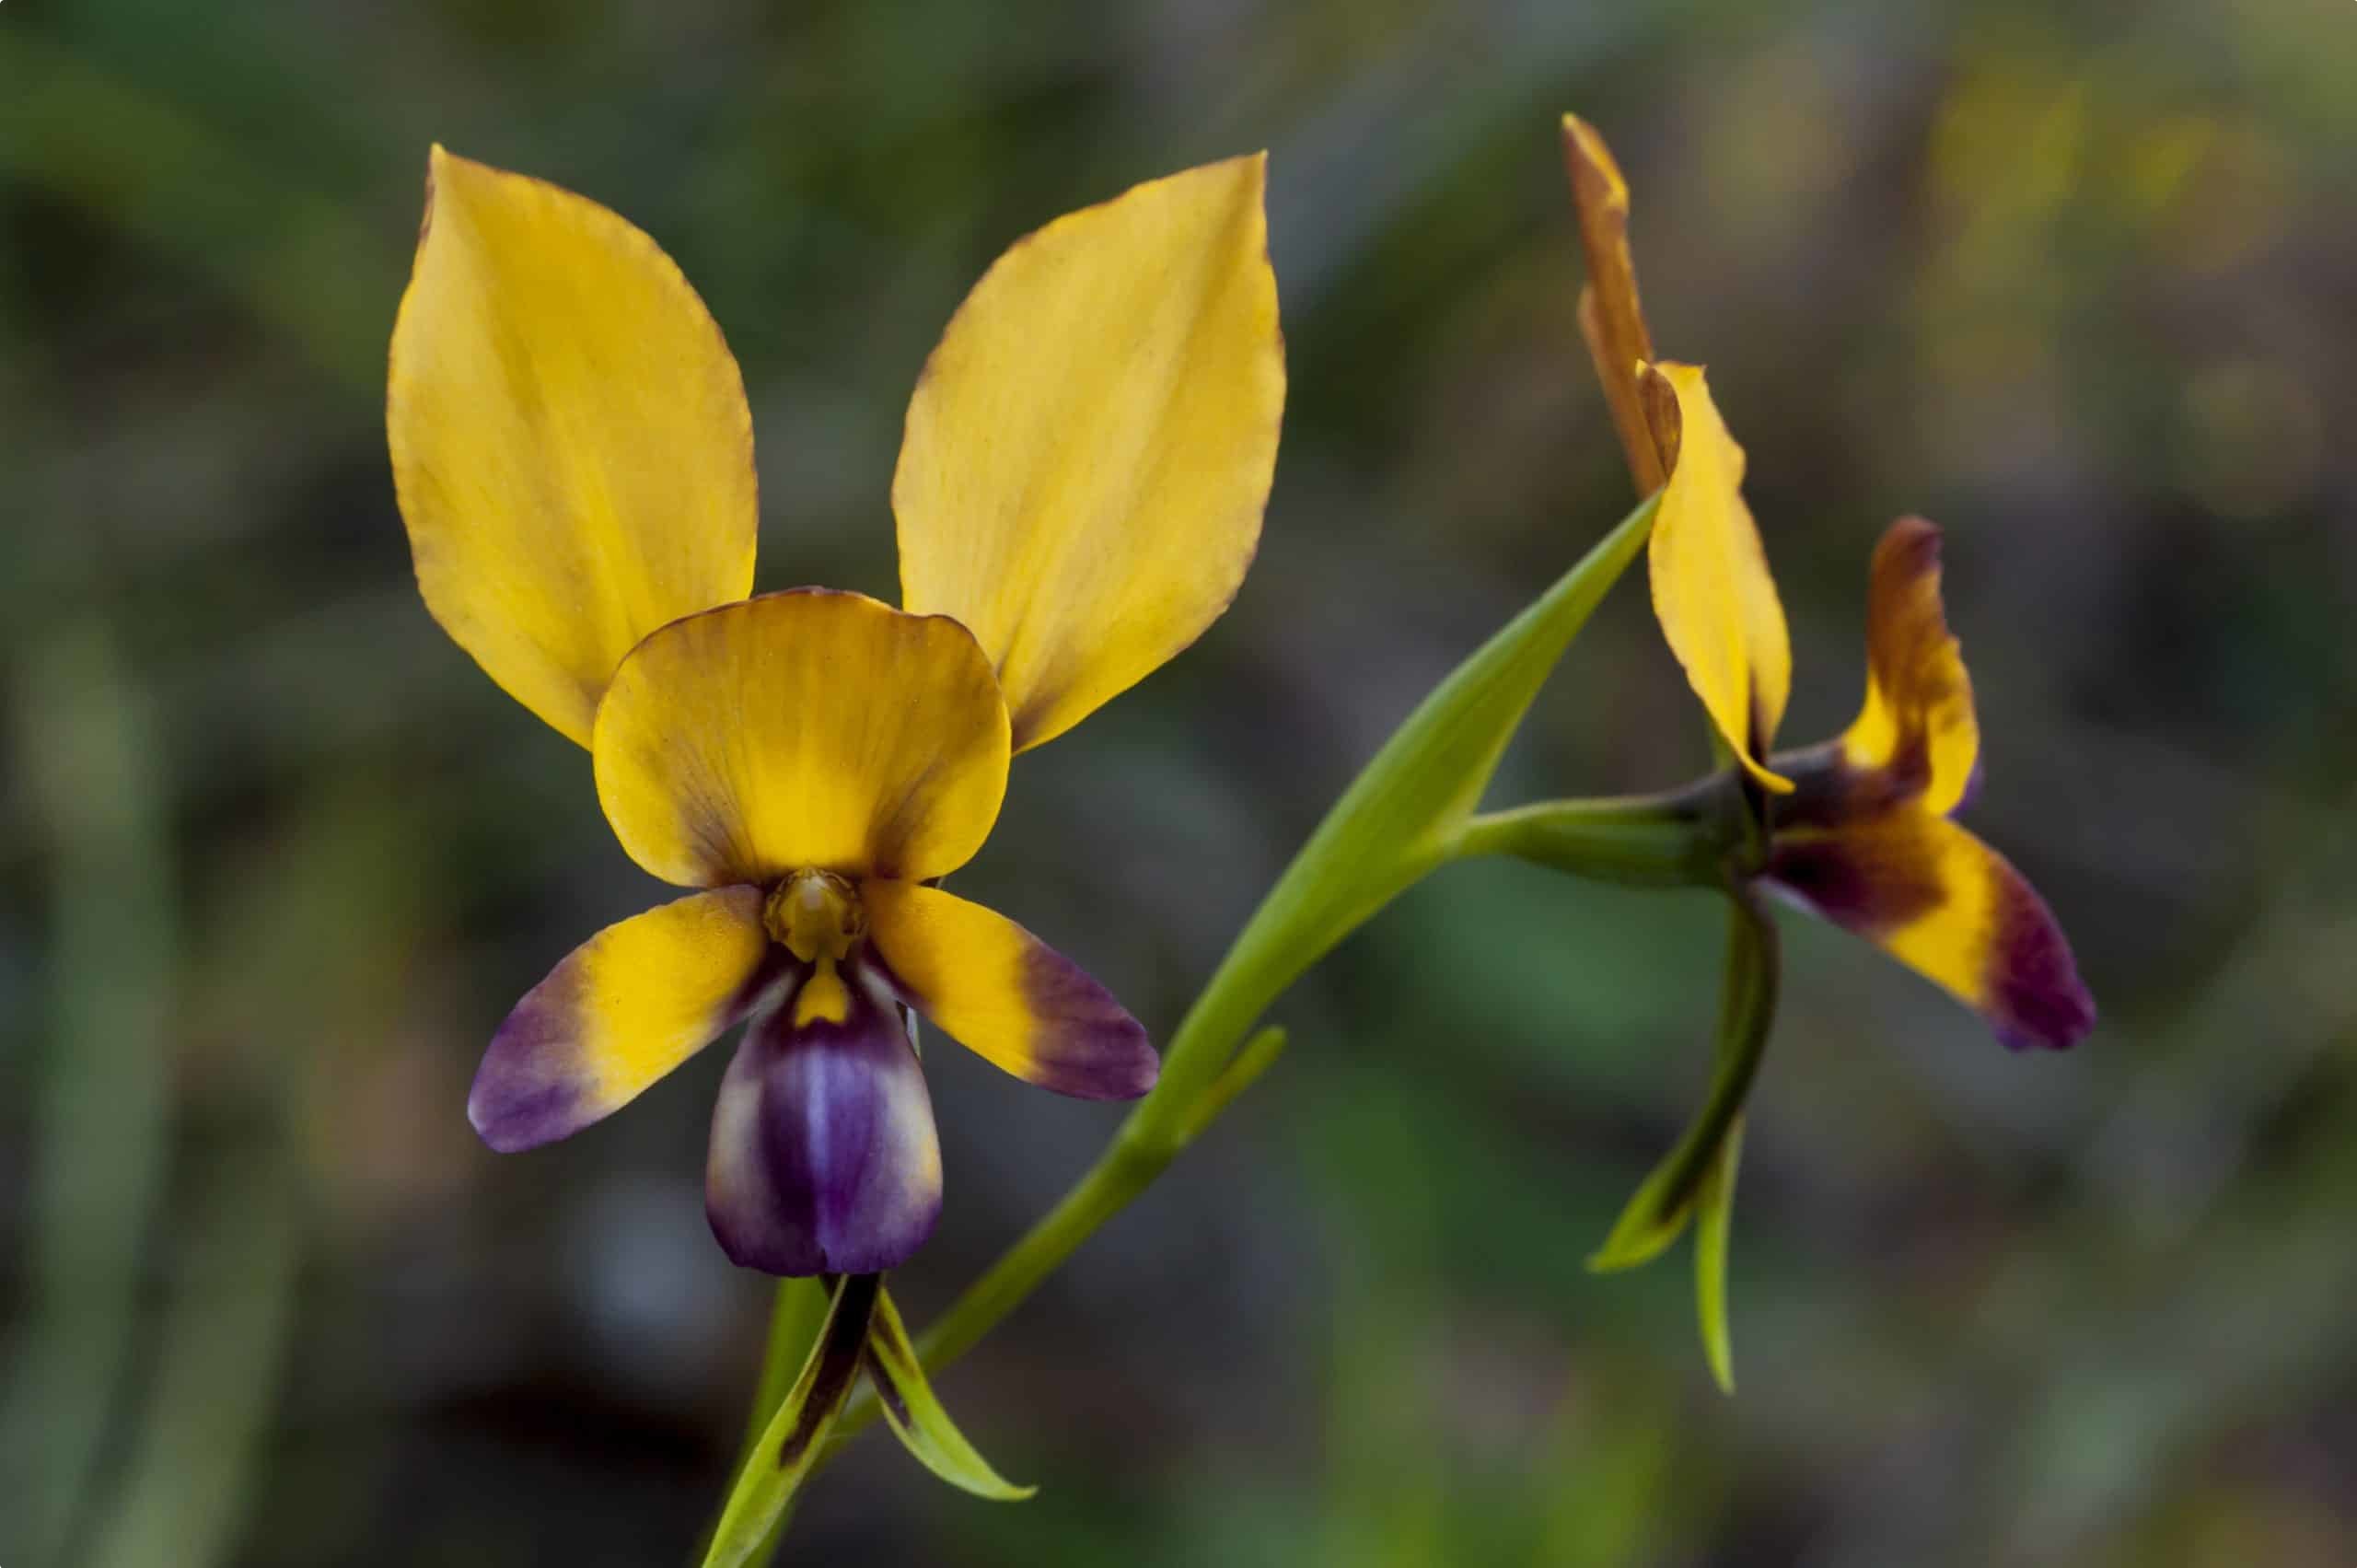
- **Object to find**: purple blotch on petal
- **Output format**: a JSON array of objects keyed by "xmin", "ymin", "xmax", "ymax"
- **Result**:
[
  {"xmin": 1017, "ymin": 943, "xmax": 1158, "ymax": 1100},
  {"xmin": 468, "ymin": 887, "xmax": 779, "ymax": 1154},
  {"xmin": 705, "ymin": 979, "xmax": 943, "ymax": 1277},
  {"xmin": 1987, "ymin": 873, "xmax": 2096, "ymax": 1051},
  {"xmin": 1762, "ymin": 830, "xmax": 1941, "ymax": 935},
  {"xmin": 469, "ymin": 980, "xmax": 595, "ymax": 1152}
]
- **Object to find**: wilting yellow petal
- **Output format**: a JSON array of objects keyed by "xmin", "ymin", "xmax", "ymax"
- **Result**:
[
  {"xmin": 1641, "ymin": 362, "xmax": 1794, "ymax": 789},
  {"xmin": 1839, "ymin": 517, "xmax": 1981, "ymax": 817},
  {"xmin": 863, "ymin": 881, "xmax": 1155, "ymax": 1100},
  {"xmin": 1764, "ymin": 811, "xmax": 2094, "ymax": 1051},
  {"xmin": 593, "ymin": 590, "xmax": 1010, "ymax": 888},
  {"xmin": 1561, "ymin": 114, "xmax": 1666, "ymax": 494},
  {"xmin": 389, "ymin": 145, "xmax": 757, "ymax": 746},
  {"xmin": 470, "ymin": 886, "xmax": 773, "ymax": 1150},
  {"xmin": 893, "ymin": 156, "xmax": 1284, "ymax": 752}
]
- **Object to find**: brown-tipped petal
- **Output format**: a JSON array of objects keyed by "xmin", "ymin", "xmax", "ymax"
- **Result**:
[
  {"xmin": 1764, "ymin": 812, "xmax": 2095, "ymax": 1051},
  {"xmin": 1833, "ymin": 517, "xmax": 1982, "ymax": 817},
  {"xmin": 1562, "ymin": 114, "xmax": 1665, "ymax": 493}
]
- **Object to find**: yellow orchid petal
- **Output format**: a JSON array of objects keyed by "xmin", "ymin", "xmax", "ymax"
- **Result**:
[
  {"xmin": 1840, "ymin": 517, "xmax": 1982, "ymax": 817},
  {"xmin": 1561, "ymin": 114, "xmax": 1666, "ymax": 494},
  {"xmin": 470, "ymin": 885, "xmax": 773, "ymax": 1151},
  {"xmin": 592, "ymin": 590, "xmax": 1010, "ymax": 888},
  {"xmin": 389, "ymin": 146, "xmax": 758, "ymax": 746},
  {"xmin": 1641, "ymin": 362, "xmax": 1794, "ymax": 790},
  {"xmin": 893, "ymin": 155, "xmax": 1284, "ymax": 752},
  {"xmin": 1766, "ymin": 812, "xmax": 2095, "ymax": 1051},
  {"xmin": 863, "ymin": 881, "xmax": 1156, "ymax": 1100}
]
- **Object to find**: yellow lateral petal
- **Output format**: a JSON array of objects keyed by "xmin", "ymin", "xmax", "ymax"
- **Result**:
[
  {"xmin": 1640, "ymin": 362, "xmax": 1794, "ymax": 788},
  {"xmin": 893, "ymin": 155, "xmax": 1284, "ymax": 752},
  {"xmin": 593, "ymin": 590, "xmax": 1010, "ymax": 888},
  {"xmin": 389, "ymin": 146, "xmax": 758, "ymax": 746},
  {"xmin": 863, "ymin": 881, "xmax": 1156, "ymax": 1100},
  {"xmin": 1839, "ymin": 517, "xmax": 1981, "ymax": 816},
  {"xmin": 470, "ymin": 885, "xmax": 772, "ymax": 1151},
  {"xmin": 1561, "ymin": 114, "xmax": 1666, "ymax": 494},
  {"xmin": 1764, "ymin": 811, "xmax": 2096, "ymax": 1051}
]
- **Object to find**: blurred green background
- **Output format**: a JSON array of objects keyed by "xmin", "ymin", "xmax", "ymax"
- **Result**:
[{"xmin": 5, "ymin": 1, "xmax": 2353, "ymax": 1563}]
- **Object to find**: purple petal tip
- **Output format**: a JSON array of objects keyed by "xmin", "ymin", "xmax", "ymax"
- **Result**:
[
  {"xmin": 469, "ymin": 991, "xmax": 594, "ymax": 1152},
  {"xmin": 705, "ymin": 991, "xmax": 944, "ymax": 1277},
  {"xmin": 1019, "ymin": 944, "xmax": 1159, "ymax": 1101}
]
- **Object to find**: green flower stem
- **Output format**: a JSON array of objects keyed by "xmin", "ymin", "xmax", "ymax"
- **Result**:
[{"xmin": 1451, "ymin": 775, "xmax": 1740, "ymax": 888}]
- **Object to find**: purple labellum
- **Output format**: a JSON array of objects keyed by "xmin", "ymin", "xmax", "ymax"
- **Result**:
[{"xmin": 706, "ymin": 971, "xmax": 944, "ymax": 1276}]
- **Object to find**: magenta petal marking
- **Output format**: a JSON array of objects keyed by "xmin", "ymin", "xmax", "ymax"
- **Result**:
[{"xmin": 705, "ymin": 981, "xmax": 943, "ymax": 1277}]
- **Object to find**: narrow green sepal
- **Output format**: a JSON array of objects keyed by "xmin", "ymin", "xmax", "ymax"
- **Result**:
[
  {"xmin": 1586, "ymin": 888, "xmax": 1777, "ymax": 1279},
  {"xmin": 866, "ymin": 1286, "xmax": 1037, "ymax": 1501},
  {"xmin": 1693, "ymin": 1116, "xmax": 1743, "ymax": 1395},
  {"xmin": 702, "ymin": 1272, "xmax": 880, "ymax": 1568}
]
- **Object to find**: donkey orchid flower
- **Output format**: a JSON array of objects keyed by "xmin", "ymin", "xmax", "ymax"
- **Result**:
[
  {"xmin": 1562, "ymin": 115, "xmax": 2093, "ymax": 1050},
  {"xmin": 389, "ymin": 147, "xmax": 1283, "ymax": 1274}
]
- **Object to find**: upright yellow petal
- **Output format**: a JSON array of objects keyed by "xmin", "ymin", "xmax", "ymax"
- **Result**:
[
  {"xmin": 389, "ymin": 146, "xmax": 758, "ymax": 746},
  {"xmin": 1561, "ymin": 114, "xmax": 1666, "ymax": 494},
  {"xmin": 1641, "ymin": 362, "xmax": 1794, "ymax": 789},
  {"xmin": 592, "ymin": 590, "xmax": 1010, "ymax": 888},
  {"xmin": 893, "ymin": 156, "xmax": 1284, "ymax": 752},
  {"xmin": 1840, "ymin": 517, "xmax": 1981, "ymax": 817}
]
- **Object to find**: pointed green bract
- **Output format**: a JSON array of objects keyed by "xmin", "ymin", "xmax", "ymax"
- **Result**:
[
  {"xmin": 866, "ymin": 1287, "xmax": 1037, "ymax": 1501},
  {"xmin": 1177, "ymin": 1025, "xmax": 1288, "ymax": 1146},
  {"xmin": 702, "ymin": 1273, "xmax": 880, "ymax": 1568},
  {"xmin": 1588, "ymin": 889, "xmax": 1776, "ymax": 1272},
  {"xmin": 1693, "ymin": 1116, "xmax": 1743, "ymax": 1394}
]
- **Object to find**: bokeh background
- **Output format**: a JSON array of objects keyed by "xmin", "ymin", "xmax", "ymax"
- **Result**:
[{"xmin": 6, "ymin": 1, "xmax": 2353, "ymax": 1563}]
